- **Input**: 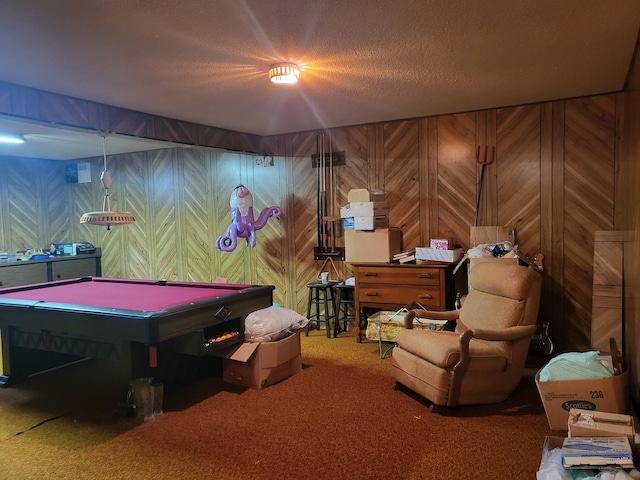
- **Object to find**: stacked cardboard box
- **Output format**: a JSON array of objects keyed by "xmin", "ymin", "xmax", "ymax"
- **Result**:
[
  {"xmin": 340, "ymin": 189, "xmax": 388, "ymax": 231},
  {"xmin": 344, "ymin": 228, "xmax": 402, "ymax": 263}
]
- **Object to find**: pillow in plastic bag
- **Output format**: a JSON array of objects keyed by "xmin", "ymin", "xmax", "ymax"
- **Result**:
[
  {"xmin": 244, "ymin": 306, "xmax": 309, "ymax": 343},
  {"xmin": 538, "ymin": 351, "xmax": 613, "ymax": 382}
]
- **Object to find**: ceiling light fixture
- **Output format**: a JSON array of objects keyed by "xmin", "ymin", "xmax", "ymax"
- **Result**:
[
  {"xmin": 0, "ymin": 133, "xmax": 25, "ymax": 144},
  {"xmin": 80, "ymin": 135, "xmax": 135, "ymax": 230},
  {"xmin": 269, "ymin": 62, "xmax": 299, "ymax": 84}
]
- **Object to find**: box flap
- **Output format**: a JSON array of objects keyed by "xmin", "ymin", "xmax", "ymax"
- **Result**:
[
  {"xmin": 470, "ymin": 226, "xmax": 514, "ymax": 246},
  {"xmin": 347, "ymin": 188, "xmax": 370, "ymax": 203},
  {"xmin": 227, "ymin": 342, "xmax": 260, "ymax": 362}
]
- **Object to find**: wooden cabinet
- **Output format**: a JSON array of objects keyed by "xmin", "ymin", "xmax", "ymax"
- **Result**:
[
  {"xmin": 352, "ymin": 262, "xmax": 454, "ymax": 342},
  {"xmin": 0, "ymin": 250, "xmax": 102, "ymax": 288}
]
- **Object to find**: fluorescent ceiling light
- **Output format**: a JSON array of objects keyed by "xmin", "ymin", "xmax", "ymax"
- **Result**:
[{"xmin": 0, "ymin": 133, "xmax": 25, "ymax": 144}]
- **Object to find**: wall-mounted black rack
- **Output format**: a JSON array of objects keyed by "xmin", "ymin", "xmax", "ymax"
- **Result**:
[
  {"xmin": 311, "ymin": 151, "xmax": 346, "ymax": 168},
  {"xmin": 314, "ymin": 246, "xmax": 345, "ymax": 261}
]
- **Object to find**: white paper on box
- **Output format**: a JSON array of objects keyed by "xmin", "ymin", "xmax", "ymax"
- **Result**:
[{"xmin": 430, "ymin": 239, "xmax": 450, "ymax": 250}]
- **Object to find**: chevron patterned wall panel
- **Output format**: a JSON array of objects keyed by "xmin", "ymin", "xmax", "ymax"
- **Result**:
[
  {"xmin": 289, "ymin": 131, "xmax": 322, "ymax": 313},
  {"xmin": 383, "ymin": 120, "xmax": 420, "ymax": 250},
  {"xmin": 0, "ymin": 93, "xmax": 622, "ymax": 353},
  {"xmin": 181, "ymin": 148, "xmax": 214, "ymax": 282},
  {"xmin": 435, "ymin": 113, "xmax": 477, "ymax": 249},
  {"xmin": 496, "ymin": 105, "xmax": 541, "ymax": 259},
  {"xmin": 562, "ymin": 96, "xmax": 616, "ymax": 350},
  {"xmin": 3, "ymin": 158, "xmax": 42, "ymax": 250}
]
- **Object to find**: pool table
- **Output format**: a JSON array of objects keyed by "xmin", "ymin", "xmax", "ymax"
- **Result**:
[{"xmin": 0, "ymin": 277, "xmax": 274, "ymax": 387}]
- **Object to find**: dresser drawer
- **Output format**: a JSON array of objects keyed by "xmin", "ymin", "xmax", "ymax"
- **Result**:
[
  {"xmin": 0, "ymin": 263, "xmax": 48, "ymax": 287},
  {"xmin": 51, "ymin": 258, "xmax": 99, "ymax": 280},
  {"xmin": 356, "ymin": 266, "xmax": 441, "ymax": 286},
  {"xmin": 358, "ymin": 284, "xmax": 443, "ymax": 308}
]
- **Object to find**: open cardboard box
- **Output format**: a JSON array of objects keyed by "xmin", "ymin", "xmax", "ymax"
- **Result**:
[
  {"xmin": 568, "ymin": 408, "xmax": 636, "ymax": 441},
  {"xmin": 222, "ymin": 331, "xmax": 302, "ymax": 389},
  {"xmin": 535, "ymin": 368, "xmax": 630, "ymax": 431}
]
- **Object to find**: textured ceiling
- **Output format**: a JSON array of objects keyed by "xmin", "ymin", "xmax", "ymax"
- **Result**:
[{"xmin": 0, "ymin": 0, "xmax": 639, "ymax": 159}]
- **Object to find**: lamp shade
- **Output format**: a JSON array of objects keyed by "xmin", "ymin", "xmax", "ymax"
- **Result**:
[
  {"xmin": 80, "ymin": 209, "xmax": 136, "ymax": 227},
  {"xmin": 79, "ymin": 135, "xmax": 135, "ymax": 230},
  {"xmin": 269, "ymin": 62, "xmax": 299, "ymax": 84}
]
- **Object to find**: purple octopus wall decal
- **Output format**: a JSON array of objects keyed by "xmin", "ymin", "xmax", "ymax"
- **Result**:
[{"xmin": 216, "ymin": 184, "xmax": 282, "ymax": 252}]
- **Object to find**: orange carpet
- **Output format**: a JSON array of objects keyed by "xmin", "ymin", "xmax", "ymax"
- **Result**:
[{"xmin": 0, "ymin": 330, "xmax": 553, "ymax": 479}]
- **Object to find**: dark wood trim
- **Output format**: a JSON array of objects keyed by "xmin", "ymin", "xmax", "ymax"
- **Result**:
[{"xmin": 0, "ymin": 80, "xmax": 264, "ymax": 154}]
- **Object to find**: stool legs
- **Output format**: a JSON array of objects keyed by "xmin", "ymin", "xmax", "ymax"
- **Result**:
[
  {"xmin": 334, "ymin": 285, "xmax": 354, "ymax": 337},
  {"xmin": 305, "ymin": 284, "xmax": 336, "ymax": 338}
]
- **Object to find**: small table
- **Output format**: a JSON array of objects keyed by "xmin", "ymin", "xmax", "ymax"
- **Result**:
[{"xmin": 0, "ymin": 277, "xmax": 274, "ymax": 387}]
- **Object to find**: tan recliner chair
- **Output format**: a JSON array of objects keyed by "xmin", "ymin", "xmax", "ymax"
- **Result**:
[{"xmin": 390, "ymin": 262, "xmax": 542, "ymax": 406}]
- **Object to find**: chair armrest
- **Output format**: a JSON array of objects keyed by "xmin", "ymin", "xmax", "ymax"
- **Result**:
[
  {"xmin": 467, "ymin": 324, "xmax": 537, "ymax": 342},
  {"xmin": 404, "ymin": 309, "xmax": 460, "ymax": 329}
]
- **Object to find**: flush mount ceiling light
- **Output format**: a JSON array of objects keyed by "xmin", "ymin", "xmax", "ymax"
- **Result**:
[
  {"xmin": 269, "ymin": 62, "xmax": 299, "ymax": 84},
  {"xmin": 0, "ymin": 133, "xmax": 25, "ymax": 144},
  {"xmin": 80, "ymin": 135, "xmax": 135, "ymax": 230}
]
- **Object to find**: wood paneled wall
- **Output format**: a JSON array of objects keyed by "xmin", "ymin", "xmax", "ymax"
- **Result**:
[
  {"xmin": 0, "ymin": 84, "xmax": 629, "ymax": 371},
  {"xmin": 619, "ymin": 35, "xmax": 640, "ymax": 402}
]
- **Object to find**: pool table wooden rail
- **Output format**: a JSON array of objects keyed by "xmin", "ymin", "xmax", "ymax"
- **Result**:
[{"xmin": 0, "ymin": 277, "xmax": 275, "ymax": 387}]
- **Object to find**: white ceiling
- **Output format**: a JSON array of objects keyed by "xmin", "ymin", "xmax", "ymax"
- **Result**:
[
  {"xmin": 0, "ymin": 116, "xmax": 183, "ymax": 161},
  {"xmin": 0, "ymin": 0, "xmax": 638, "ymax": 160}
]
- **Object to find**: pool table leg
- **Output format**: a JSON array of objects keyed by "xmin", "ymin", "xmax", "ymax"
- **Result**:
[{"xmin": 0, "ymin": 327, "xmax": 10, "ymax": 387}]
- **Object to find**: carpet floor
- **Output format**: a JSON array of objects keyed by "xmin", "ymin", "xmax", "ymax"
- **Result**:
[{"xmin": 0, "ymin": 329, "xmax": 554, "ymax": 479}]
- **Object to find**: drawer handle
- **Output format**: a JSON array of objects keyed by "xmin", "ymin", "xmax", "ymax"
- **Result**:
[
  {"xmin": 365, "ymin": 291, "xmax": 379, "ymax": 297},
  {"xmin": 418, "ymin": 273, "xmax": 432, "ymax": 279},
  {"xmin": 418, "ymin": 293, "xmax": 433, "ymax": 299},
  {"xmin": 364, "ymin": 272, "xmax": 378, "ymax": 277}
]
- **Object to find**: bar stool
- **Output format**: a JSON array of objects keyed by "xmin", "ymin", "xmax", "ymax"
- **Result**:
[
  {"xmin": 334, "ymin": 283, "xmax": 355, "ymax": 337},
  {"xmin": 305, "ymin": 281, "xmax": 337, "ymax": 338}
]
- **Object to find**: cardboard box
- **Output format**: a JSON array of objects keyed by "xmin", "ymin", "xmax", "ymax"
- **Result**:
[
  {"xmin": 223, "ymin": 331, "xmax": 302, "ymax": 389},
  {"xmin": 469, "ymin": 226, "xmax": 515, "ymax": 246},
  {"xmin": 535, "ymin": 369, "xmax": 630, "ymax": 430},
  {"xmin": 469, "ymin": 257, "xmax": 518, "ymax": 268},
  {"xmin": 415, "ymin": 247, "xmax": 463, "ymax": 263},
  {"xmin": 354, "ymin": 215, "xmax": 389, "ymax": 231},
  {"xmin": 350, "ymin": 201, "xmax": 389, "ymax": 217},
  {"xmin": 347, "ymin": 188, "xmax": 371, "ymax": 203},
  {"xmin": 347, "ymin": 189, "xmax": 386, "ymax": 203},
  {"xmin": 568, "ymin": 409, "xmax": 635, "ymax": 441},
  {"xmin": 345, "ymin": 228, "xmax": 402, "ymax": 263}
]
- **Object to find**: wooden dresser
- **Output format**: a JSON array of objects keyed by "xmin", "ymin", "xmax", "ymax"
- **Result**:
[
  {"xmin": 352, "ymin": 262, "xmax": 455, "ymax": 342},
  {"xmin": 0, "ymin": 250, "xmax": 102, "ymax": 374},
  {"xmin": 0, "ymin": 249, "xmax": 102, "ymax": 288}
]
